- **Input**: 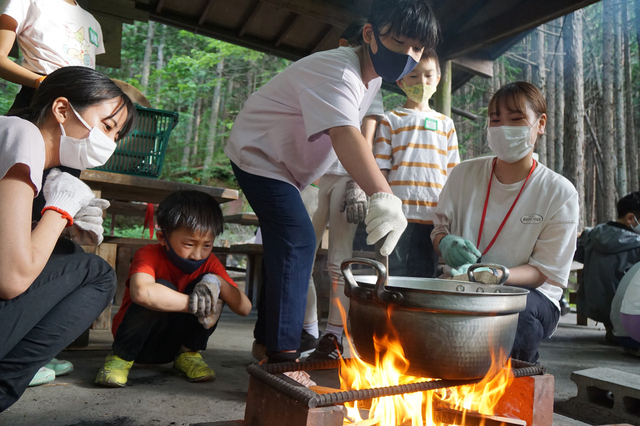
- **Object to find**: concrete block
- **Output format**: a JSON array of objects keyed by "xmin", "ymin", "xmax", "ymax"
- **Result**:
[{"xmin": 570, "ymin": 368, "xmax": 640, "ymax": 424}]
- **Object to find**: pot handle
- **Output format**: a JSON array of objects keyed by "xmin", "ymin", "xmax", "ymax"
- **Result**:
[
  {"xmin": 467, "ymin": 263, "xmax": 510, "ymax": 285},
  {"xmin": 341, "ymin": 257, "xmax": 403, "ymax": 304}
]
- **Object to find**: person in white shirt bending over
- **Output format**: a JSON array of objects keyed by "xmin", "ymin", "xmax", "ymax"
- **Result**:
[
  {"xmin": 225, "ymin": 0, "xmax": 440, "ymax": 363},
  {"xmin": 431, "ymin": 82, "xmax": 579, "ymax": 363}
]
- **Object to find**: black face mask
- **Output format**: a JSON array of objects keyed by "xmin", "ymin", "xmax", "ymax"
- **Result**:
[
  {"xmin": 163, "ymin": 233, "xmax": 209, "ymax": 274},
  {"xmin": 368, "ymin": 28, "xmax": 419, "ymax": 83}
]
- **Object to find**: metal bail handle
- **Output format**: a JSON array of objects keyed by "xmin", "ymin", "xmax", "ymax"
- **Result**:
[
  {"xmin": 340, "ymin": 257, "xmax": 387, "ymax": 299},
  {"xmin": 467, "ymin": 263, "xmax": 510, "ymax": 285}
]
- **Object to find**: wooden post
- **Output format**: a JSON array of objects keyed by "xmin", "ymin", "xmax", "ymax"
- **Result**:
[{"xmin": 434, "ymin": 60, "xmax": 452, "ymax": 117}]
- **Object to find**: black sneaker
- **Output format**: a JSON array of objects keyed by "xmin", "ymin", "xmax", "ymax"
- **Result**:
[
  {"xmin": 300, "ymin": 330, "xmax": 321, "ymax": 355},
  {"xmin": 308, "ymin": 334, "xmax": 343, "ymax": 361}
]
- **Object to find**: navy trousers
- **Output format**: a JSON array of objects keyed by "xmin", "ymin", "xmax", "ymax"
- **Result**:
[
  {"xmin": 112, "ymin": 278, "xmax": 217, "ymax": 364},
  {"xmin": 388, "ymin": 223, "xmax": 439, "ymax": 278},
  {"xmin": 0, "ymin": 239, "xmax": 116, "ymax": 412},
  {"xmin": 511, "ymin": 288, "xmax": 560, "ymax": 363},
  {"xmin": 231, "ymin": 163, "xmax": 316, "ymax": 353}
]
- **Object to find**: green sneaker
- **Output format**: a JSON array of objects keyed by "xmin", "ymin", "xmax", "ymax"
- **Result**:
[
  {"xmin": 95, "ymin": 354, "xmax": 134, "ymax": 388},
  {"xmin": 173, "ymin": 352, "xmax": 215, "ymax": 382},
  {"xmin": 29, "ymin": 367, "xmax": 55, "ymax": 387},
  {"xmin": 45, "ymin": 358, "xmax": 74, "ymax": 376}
]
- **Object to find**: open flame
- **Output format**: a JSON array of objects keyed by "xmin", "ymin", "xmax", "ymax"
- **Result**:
[{"xmin": 336, "ymin": 302, "xmax": 514, "ymax": 426}]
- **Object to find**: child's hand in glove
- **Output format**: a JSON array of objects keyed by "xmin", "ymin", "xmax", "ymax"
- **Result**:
[
  {"xmin": 340, "ymin": 179, "xmax": 367, "ymax": 224},
  {"xmin": 188, "ymin": 274, "xmax": 221, "ymax": 317}
]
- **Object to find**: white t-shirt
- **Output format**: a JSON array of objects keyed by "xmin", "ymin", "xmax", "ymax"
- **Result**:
[
  {"xmin": 0, "ymin": 116, "xmax": 45, "ymax": 195},
  {"xmin": 325, "ymin": 90, "xmax": 385, "ymax": 177},
  {"xmin": 225, "ymin": 47, "xmax": 382, "ymax": 190},
  {"xmin": 1, "ymin": 0, "xmax": 105, "ymax": 74},
  {"xmin": 432, "ymin": 156, "xmax": 579, "ymax": 309},
  {"xmin": 374, "ymin": 108, "xmax": 460, "ymax": 223}
]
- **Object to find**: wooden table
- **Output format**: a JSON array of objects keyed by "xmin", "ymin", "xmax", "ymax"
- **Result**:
[
  {"xmin": 224, "ymin": 212, "xmax": 259, "ymax": 226},
  {"xmin": 80, "ymin": 170, "xmax": 238, "ymax": 204}
]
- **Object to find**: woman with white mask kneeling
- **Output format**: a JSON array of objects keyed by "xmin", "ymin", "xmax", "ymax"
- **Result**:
[
  {"xmin": 431, "ymin": 81, "xmax": 579, "ymax": 363},
  {"xmin": 0, "ymin": 66, "xmax": 136, "ymax": 412}
]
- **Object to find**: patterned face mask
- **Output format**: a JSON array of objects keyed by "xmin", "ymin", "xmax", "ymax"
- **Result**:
[{"xmin": 399, "ymin": 81, "xmax": 437, "ymax": 104}]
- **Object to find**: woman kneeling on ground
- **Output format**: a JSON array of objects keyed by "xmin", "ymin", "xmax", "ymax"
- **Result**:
[
  {"xmin": 431, "ymin": 81, "xmax": 579, "ymax": 364},
  {"xmin": 0, "ymin": 66, "xmax": 135, "ymax": 412}
]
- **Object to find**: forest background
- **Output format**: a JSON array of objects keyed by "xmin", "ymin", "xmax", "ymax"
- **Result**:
[{"xmin": 0, "ymin": 0, "xmax": 636, "ymax": 235}]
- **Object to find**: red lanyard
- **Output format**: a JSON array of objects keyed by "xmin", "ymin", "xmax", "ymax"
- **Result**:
[{"xmin": 476, "ymin": 158, "xmax": 537, "ymax": 256}]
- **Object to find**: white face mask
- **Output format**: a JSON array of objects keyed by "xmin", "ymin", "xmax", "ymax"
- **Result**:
[
  {"xmin": 59, "ymin": 105, "xmax": 117, "ymax": 170},
  {"xmin": 487, "ymin": 124, "xmax": 537, "ymax": 163},
  {"xmin": 633, "ymin": 216, "xmax": 640, "ymax": 234}
]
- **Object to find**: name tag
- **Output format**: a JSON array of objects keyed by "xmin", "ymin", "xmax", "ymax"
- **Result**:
[
  {"xmin": 424, "ymin": 117, "xmax": 438, "ymax": 131},
  {"xmin": 89, "ymin": 27, "xmax": 99, "ymax": 47}
]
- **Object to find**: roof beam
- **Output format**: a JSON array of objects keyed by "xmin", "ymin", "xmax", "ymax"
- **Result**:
[
  {"xmin": 258, "ymin": 0, "xmax": 360, "ymax": 28},
  {"xmin": 145, "ymin": 9, "xmax": 309, "ymax": 61},
  {"xmin": 238, "ymin": 1, "xmax": 262, "ymax": 37},
  {"xmin": 442, "ymin": 0, "xmax": 600, "ymax": 59},
  {"xmin": 275, "ymin": 13, "xmax": 300, "ymax": 47},
  {"xmin": 451, "ymin": 55, "xmax": 493, "ymax": 79},
  {"xmin": 198, "ymin": 0, "xmax": 218, "ymax": 26},
  {"xmin": 311, "ymin": 24, "xmax": 336, "ymax": 54}
]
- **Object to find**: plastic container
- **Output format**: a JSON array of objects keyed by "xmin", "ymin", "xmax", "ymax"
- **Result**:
[{"xmin": 95, "ymin": 105, "xmax": 179, "ymax": 178}]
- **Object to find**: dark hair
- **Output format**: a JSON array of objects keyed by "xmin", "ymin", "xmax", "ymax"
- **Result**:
[
  {"xmin": 368, "ymin": 0, "xmax": 440, "ymax": 49},
  {"xmin": 421, "ymin": 48, "xmax": 440, "ymax": 75},
  {"xmin": 17, "ymin": 66, "xmax": 136, "ymax": 141},
  {"xmin": 488, "ymin": 81, "xmax": 547, "ymax": 121},
  {"xmin": 617, "ymin": 192, "xmax": 640, "ymax": 219},
  {"xmin": 156, "ymin": 190, "xmax": 224, "ymax": 238},
  {"xmin": 341, "ymin": 18, "xmax": 367, "ymax": 46}
]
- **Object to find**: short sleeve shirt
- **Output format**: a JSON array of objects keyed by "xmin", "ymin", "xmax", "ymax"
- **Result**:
[
  {"xmin": 111, "ymin": 244, "xmax": 237, "ymax": 336},
  {"xmin": 2, "ymin": 0, "xmax": 105, "ymax": 74},
  {"xmin": 0, "ymin": 116, "xmax": 45, "ymax": 195},
  {"xmin": 224, "ymin": 46, "xmax": 382, "ymax": 189},
  {"xmin": 432, "ymin": 157, "xmax": 579, "ymax": 308}
]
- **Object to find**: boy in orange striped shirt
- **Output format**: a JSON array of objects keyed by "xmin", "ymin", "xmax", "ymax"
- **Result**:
[{"xmin": 374, "ymin": 50, "xmax": 460, "ymax": 277}]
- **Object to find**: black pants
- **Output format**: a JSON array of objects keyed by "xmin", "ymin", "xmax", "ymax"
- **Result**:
[
  {"xmin": 0, "ymin": 240, "xmax": 116, "ymax": 412},
  {"xmin": 388, "ymin": 223, "xmax": 439, "ymax": 278},
  {"xmin": 112, "ymin": 278, "xmax": 217, "ymax": 364},
  {"xmin": 511, "ymin": 289, "xmax": 560, "ymax": 363}
]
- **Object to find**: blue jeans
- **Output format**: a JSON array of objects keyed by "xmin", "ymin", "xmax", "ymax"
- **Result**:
[
  {"xmin": 0, "ymin": 239, "xmax": 116, "ymax": 412},
  {"xmin": 112, "ymin": 278, "xmax": 217, "ymax": 364},
  {"xmin": 231, "ymin": 163, "xmax": 316, "ymax": 353},
  {"xmin": 511, "ymin": 288, "xmax": 560, "ymax": 363}
]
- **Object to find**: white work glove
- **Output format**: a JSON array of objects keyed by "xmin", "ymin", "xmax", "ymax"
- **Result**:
[
  {"xmin": 188, "ymin": 274, "xmax": 221, "ymax": 318},
  {"xmin": 364, "ymin": 192, "xmax": 407, "ymax": 256},
  {"xmin": 42, "ymin": 168, "xmax": 95, "ymax": 226},
  {"xmin": 66, "ymin": 198, "xmax": 110, "ymax": 246},
  {"xmin": 340, "ymin": 179, "xmax": 367, "ymax": 224}
]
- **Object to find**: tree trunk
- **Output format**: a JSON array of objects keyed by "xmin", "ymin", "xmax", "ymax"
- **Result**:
[
  {"xmin": 524, "ymin": 34, "xmax": 532, "ymax": 82},
  {"xmin": 181, "ymin": 103, "xmax": 195, "ymax": 169},
  {"xmin": 140, "ymin": 21, "xmax": 155, "ymax": 93},
  {"xmin": 154, "ymin": 25, "xmax": 166, "ymax": 104},
  {"xmin": 546, "ymin": 27, "xmax": 556, "ymax": 172},
  {"xmin": 628, "ymin": 1, "xmax": 640, "ymax": 191},
  {"xmin": 203, "ymin": 58, "xmax": 225, "ymax": 181},
  {"xmin": 532, "ymin": 28, "xmax": 546, "ymax": 165},
  {"xmin": 614, "ymin": 3, "xmax": 627, "ymax": 198},
  {"xmin": 564, "ymin": 10, "xmax": 586, "ymax": 229},
  {"xmin": 555, "ymin": 27, "xmax": 565, "ymax": 175},
  {"xmin": 601, "ymin": 1, "xmax": 618, "ymax": 220},
  {"xmin": 190, "ymin": 96, "xmax": 204, "ymax": 163}
]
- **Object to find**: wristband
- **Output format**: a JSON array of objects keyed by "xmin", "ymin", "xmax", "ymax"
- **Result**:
[
  {"xmin": 35, "ymin": 75, "xmax": 46, "ymax": 89},
  {"xmin": 42, "ymin": 206, "xmax": 74, "ymax": 227}
]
